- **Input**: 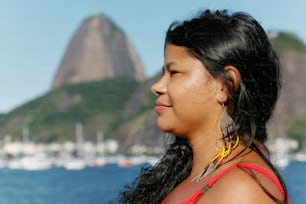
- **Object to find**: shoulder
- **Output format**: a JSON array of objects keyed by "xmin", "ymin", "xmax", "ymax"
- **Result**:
[{"xmin": 198, "ymin": 164, "xmax": 284, "ymax": 204}]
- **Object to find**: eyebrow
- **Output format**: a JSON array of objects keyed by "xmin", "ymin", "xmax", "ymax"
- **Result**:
[{"xmin": 162, "ymin": 62, "xmax": 174, "ymax": 73}]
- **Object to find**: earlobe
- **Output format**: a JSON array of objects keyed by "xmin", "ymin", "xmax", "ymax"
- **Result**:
[{"xmin": 216, "ymin": 86, "xmax": 228, "ymax": 104}]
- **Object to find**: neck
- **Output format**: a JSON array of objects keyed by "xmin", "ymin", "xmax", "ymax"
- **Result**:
[
  {"xmin": 188, "ymin": 133, "xmax": 241, "ymax": 181},
  {"xmin": 188, "ymin": 133, "xmax": 222, "ymax": 180},
  {"xmin": 186, "ymin": 107, "xmax": 226, "ymax": 180}
]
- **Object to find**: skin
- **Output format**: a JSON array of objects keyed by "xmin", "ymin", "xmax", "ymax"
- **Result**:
[{"xmin": 151, "ymin": 44, "xmax": 284, "ymax": 204}]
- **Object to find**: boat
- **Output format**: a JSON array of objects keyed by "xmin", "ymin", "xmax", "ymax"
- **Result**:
[
  {"xmin": 7, "ymin": 153, "xmax": 53, "ymax": 171},
  {"xmin": 63, "ymin": 123, "xmax": 87, "ymax": 170},
  {"xmin": 64, "ymin": 158, "xmax": 87, "ymax": 170}
]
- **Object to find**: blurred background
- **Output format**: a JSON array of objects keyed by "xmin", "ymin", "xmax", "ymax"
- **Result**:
[{"xmin": 0, "ymin": 0, "xmax": 305, "ymax": 203}]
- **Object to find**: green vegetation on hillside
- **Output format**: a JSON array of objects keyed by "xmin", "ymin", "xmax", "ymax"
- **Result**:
[
  {"xmin": 0, "ymin": 78, "xmax": 139, "ymax": 143},
  {"xmin": 270, "ymin": 32, "xmax": 306, "ymax": 54},
  {"xmin": 288, "ymin": 118, "xmax": 306, "ymax": 152}
]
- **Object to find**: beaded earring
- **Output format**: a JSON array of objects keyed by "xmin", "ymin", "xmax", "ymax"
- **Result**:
[{"xmin": 191, "ymin": 104, "xmax": 239, "ymax": 182}]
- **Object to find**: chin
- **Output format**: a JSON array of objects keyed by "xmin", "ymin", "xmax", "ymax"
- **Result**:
[
  {"xmin": 158, "ymin": 126, "xmax": 173, "ymax": 133},
  {"xmin": 157, "ymin": 122, "xmax": 174, "ymax": 133},
  {"xmin": 158, "ymin": 125, "xmax": 187, "ymax": 140}
]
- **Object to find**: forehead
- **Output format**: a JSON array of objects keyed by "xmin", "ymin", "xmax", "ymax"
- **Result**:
[
  {"xmin": 164, "ymin": 44, "xmax": 191, "ymax": 60},
  {"xmin": 164, "ymin": 44, "xmax": 206, "ymax": 70}
]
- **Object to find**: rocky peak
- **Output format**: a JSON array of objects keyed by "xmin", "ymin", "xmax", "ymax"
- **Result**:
[{"xmin": 51, "ymin": 14, "xmax": 145, "ymax": 89}]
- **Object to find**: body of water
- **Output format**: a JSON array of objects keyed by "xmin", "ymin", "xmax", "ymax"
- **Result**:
[
  {"xmin": 0, "ymin": 162, "xmax": 304, "ymax": 204},
  {"xmin": 0, "ymin": 164, "xmax": 139, "ymax": 204}
]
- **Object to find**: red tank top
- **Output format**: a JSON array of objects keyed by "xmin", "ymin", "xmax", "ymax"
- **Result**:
[{"xmin": 181, "ymin": 164, "xmax": 289, "ymax": 204}]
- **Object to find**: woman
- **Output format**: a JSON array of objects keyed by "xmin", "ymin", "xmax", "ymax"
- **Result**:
[{"xmin": 120, "ymin": 10, "xmax": 290, "ymax": 204}]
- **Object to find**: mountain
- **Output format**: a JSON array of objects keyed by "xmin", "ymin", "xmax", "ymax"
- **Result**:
[
  {"xmin": 269, "ymin": 31, "xmax": 306, "ymax": 54},
  {"xmin": 51, "ymin": 14, "xmax": 145, "ymax": 90},
  {"xmin": 269, "ymin": 32, "xmax": 306, "ymax": 149}
]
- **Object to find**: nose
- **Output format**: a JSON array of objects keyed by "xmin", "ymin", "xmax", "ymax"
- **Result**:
[{"xmin": 151, "ymin": 76, "xmax": 166, "ymax": 96}]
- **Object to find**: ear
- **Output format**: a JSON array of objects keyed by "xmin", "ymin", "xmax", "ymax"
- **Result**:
[
  {"xmin": 224, "ymin": 65, "xmax": 240, "ymax": 91},
  {"xmin": 216, "ymin": 65, "xmax": 240, "ymax": 104}
]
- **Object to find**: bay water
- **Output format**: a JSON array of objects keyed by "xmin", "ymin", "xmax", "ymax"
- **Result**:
[{"xmin": 0, "ymin": 162, "xmax": 304, "ymax": 204}]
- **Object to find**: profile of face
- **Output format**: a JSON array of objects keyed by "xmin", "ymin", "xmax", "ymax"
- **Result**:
[{"xmin": 151, "ymin": 44, "xmax": 227, "ymax": 139}]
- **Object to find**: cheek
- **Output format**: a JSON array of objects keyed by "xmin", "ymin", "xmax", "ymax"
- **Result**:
[
  {"xmin": 177, "ymin": 78, "xmax": 218, "ymax": 105},
  {"xmin": 169, "ymin": 83, "xmax": 217, "ymax": 123}
]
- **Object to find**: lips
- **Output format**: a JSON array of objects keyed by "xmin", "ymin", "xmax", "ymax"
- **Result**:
[{"xmin": 154, "ymin": 101, "xmax": 171, "ymax": 113}]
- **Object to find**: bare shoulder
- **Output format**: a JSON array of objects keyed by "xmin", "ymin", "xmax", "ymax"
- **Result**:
[{"xmin": 197, "ymin": 165, "xmax": 284, "ymax": 204}]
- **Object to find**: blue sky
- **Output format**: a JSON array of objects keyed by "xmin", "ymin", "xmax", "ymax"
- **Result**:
[{"xmin": 0, "ymin": 0, "xmax": 305, "ymax": 113}]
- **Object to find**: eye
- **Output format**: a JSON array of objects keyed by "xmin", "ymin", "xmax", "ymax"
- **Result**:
[{"xmin": 169, "ymin": 70, "xmax": 179, "ymax": 76}]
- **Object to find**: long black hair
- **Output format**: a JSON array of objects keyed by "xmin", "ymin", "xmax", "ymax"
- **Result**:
[{"xmin": 120, "ymin": 10, "xmax": 288, "ymax": 204}]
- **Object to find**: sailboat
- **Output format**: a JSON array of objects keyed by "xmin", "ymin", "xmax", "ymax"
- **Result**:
[
  {"xmin": 7, "ymin": 127, "xmax": 53, "ymax": 171},
  {"xmin": 63, "ymin": 123, "xmax": 87, "ymax": 170},
  {"xmin": 89, "ymin": 131, "xmax": 107, "ymax": 167}
]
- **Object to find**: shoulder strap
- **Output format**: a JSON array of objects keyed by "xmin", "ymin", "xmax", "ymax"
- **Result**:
[
  {"xmin": 184, "ymin": 164, "xmax": 289, "ymax": 204},
  {"xmin": 203, "ymin": 164, "xmax": 288, "ymax": 203},
  {"xmin": 236, "ymin": 164, "xmax": 285, "ymax": 196}
]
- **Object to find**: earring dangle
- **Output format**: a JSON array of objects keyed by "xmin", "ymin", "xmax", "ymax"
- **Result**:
[{"xmin": 220, "ymin": 104, "xmax": 235, "ymax": 138}]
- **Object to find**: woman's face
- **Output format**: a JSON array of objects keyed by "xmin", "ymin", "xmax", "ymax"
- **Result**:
[{"xmin": 151, "ymin": 44, "xmax": 223, "ymax": 139}]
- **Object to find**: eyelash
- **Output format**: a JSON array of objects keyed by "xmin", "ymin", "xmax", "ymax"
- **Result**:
[
  {"xmin": 161, "ymin": 67, "xmax": 179, "ymax": 76},
  {"xmin": 169, "ymin": 70, "xmax": 178, "ymax": 76},
  {"xmin": 169, "ymin": 70, "xmax": 179, "ymax": 76}
]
